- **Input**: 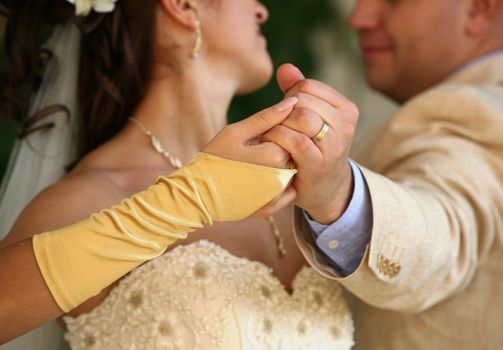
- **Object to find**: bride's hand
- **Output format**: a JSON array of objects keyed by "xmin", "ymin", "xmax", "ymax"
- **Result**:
[
  {"xmin": 203, "ymin": 97, "xmax": 299, "ymax": 217},
  {"xmin": 203, "ymin": 97, "xmax": 297, "ymax": 167}
]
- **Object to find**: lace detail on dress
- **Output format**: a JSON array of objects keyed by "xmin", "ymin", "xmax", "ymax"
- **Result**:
[{"xmin": 64, "ymin": 240, "xmax": 354, "ymax": 349}]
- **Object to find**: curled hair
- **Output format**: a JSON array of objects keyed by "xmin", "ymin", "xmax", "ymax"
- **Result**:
[
  {"xmin": 0, "ymin": 0, "xmax": 72, "ymax": 132},
  {"xmin": 77, "ymin": 1, "xmax": 156, "ymax": 158},
  {"xmin": 0, "ymin": 0, "xmax": 157, "ymax": 161}
]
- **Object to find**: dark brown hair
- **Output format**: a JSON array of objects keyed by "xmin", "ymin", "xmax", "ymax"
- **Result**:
[{"xmin": 1, "ymin": 0, "xmax": 157, "ymax": 161}]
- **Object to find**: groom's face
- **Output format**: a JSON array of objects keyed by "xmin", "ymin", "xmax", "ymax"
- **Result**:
[{"xmin": 348, "ymin": 0, "xmax": 472, "ymax": 103}]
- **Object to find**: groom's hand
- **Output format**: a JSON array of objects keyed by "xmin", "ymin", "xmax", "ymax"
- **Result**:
[
  {"xmin": 263, "ymin": 64, "xmax": 359, "ymax": 224},
  {"xmin": 204, "ymin": 97, "xmax": 299, "ymax": 217}
]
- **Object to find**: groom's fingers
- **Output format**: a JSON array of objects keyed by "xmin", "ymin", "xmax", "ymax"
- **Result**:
[
  {"xmin": 285, "ymin": 79, "xmax": 351, "ymax": 111},
  {"xmin": 281, "ymin": 107, "xmax": 325, "ymax": 139},
  {"xmin": 276, "ymin": 63, "xmax": 305, "ymax": 93},
  {"xmin": 262, "ymin": 125, "xmax": 322, "ymax": 169}
]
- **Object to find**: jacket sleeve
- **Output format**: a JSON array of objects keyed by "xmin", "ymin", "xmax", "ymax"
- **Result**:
[{"xmin": 294, "ymin": 85, "xmax": 503, "ymax": 312}]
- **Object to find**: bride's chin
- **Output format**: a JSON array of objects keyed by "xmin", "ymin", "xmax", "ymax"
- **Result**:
[{"xmin": 236, "ymin": 61, "xmax": 274, "ymax": 95}]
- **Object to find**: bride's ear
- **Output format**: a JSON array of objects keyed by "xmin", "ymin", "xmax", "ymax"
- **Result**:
[{"xmin": 158, "ymin": 0, "xmax": 200, "ymax": 30}]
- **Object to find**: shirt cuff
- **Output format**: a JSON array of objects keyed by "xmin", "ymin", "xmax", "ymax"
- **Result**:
[{"xmin": 304, "ymin": 160, "xmax": 373, "ymax": 276}]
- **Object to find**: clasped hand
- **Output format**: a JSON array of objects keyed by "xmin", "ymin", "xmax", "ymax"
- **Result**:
[{"xmin": 204, "ymin": 64, "xmax": 358, "ymax": 223}]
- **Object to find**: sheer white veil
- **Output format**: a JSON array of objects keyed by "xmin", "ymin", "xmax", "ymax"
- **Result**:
[
  {"xmin": 0, "ymin": 21, "xmax": 80, "ymax": 237},
  {"xmin": 0, "ymin": 21, "xmax": 80, "ymax": 350}
]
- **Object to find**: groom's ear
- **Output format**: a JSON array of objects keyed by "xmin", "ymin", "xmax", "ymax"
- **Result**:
[
  {"xmin": 276, "ymin": 64, "xmax": 306, "ymax": 94},
  {"xmin": 158, "ymin": 0, "xmax": 200, "ymax": 29}
]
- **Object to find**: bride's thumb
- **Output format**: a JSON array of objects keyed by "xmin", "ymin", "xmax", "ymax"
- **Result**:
[{"xmin": 234, "ymin": 97, "xmax": 298, "ymax": 140}]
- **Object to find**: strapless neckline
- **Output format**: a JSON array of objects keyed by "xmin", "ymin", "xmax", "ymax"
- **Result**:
[{"xmin": 64, "ymin": 239, "xmax": 354, "ymax": 349}]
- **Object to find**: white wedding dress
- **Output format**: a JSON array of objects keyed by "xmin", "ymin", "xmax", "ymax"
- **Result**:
[
  {"xmin": 0, "ymin": 20, "xmax": 353, "ymax": 350},
  {"xmin": 63, "ymin": 240, "xmax": 354, "ymax": 349}
]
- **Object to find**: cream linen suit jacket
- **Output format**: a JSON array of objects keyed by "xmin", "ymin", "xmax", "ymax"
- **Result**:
[{"xmin": 294, "ymin": 53, "xmax": 503, "ymax": 349}]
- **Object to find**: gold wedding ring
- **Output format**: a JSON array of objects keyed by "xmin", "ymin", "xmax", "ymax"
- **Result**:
[{"xmin": 312, "ymin": 121, "xmax": 329, "ymax": 143}]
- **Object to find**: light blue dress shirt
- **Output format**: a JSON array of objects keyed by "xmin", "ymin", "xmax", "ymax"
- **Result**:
[{"xmin": 304, "ymin": 161, "xmax": 372, "ymax": 276}]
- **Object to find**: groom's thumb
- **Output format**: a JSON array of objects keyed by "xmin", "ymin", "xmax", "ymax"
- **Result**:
[
  {"xmin": 276, "ymin": 63, "xmax": 305, "ymax": 93},
  {"xmin": 235, "ymin": 97, "xmax": 298, "ymax": 140}
]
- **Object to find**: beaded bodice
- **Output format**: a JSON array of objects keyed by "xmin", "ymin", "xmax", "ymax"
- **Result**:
[{"xmin": 64, "ymin": 240, "xmax": 354, "ymax": 349}]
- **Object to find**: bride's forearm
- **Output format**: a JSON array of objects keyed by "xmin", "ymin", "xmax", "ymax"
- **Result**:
[
  {"xmin": 0, "ymin": 99, "xmax": 298, "ymax": 344},
  {"xmin": 0, "ymin": 153, "xmax": 295, "ymax": 344},
  {"xmin": 32, "ymin": 152, "xmax": 295, "ymax": 313},
  {"xmin": 0, "ymin": 240, "xmax": 62, "ymax": 344}
]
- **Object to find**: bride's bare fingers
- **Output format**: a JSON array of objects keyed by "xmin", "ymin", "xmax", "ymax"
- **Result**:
[
  {"xmin": 203, "ymin": 97, "xmax": 298, "ymax": 166},
  {"xmin": 262, "ymin": 125, "xmax": 322, "ymax": 167},
  {"xmin": 246, "ymin": 142, "xmax": 292, "ymax": 169}
]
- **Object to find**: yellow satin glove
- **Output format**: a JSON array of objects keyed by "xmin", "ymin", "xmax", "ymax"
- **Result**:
[{"xmin": 33, "ymin": 152, "xmax": 296, "ymax": 312}]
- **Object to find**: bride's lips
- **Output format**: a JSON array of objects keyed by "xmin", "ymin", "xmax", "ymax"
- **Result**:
[{"xmin": 258, "ymin": 29, "xmax": 267, "ymax": 43}]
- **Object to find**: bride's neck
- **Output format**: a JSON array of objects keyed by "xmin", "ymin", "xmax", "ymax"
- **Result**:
[{"xmin": 127, "ymin": 66, "xmax": 237, "ymax": 164}]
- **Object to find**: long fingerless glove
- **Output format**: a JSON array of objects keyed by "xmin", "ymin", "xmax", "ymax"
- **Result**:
[{"xmin": 33, "ymin": 152, "xmax": 296, "ymax": 312}]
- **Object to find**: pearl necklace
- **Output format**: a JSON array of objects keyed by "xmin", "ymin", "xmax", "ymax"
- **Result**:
[{"xmin": 128, "ymin": 117, "xmax": 287, "ymax": 257}]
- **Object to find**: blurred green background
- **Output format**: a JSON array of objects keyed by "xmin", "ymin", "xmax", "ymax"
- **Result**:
[
  {"xmin": 0, "ymin": 0, "xmax": 360, "ymax": 183},
  {"xmin": 228, "ymin": 0, "xmax": 350, "ymax": 122}
]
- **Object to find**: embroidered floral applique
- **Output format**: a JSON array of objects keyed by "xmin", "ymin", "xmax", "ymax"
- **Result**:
[{"xmin": 64, "ymin": 240, "xmax": 354, "ymax": 349}]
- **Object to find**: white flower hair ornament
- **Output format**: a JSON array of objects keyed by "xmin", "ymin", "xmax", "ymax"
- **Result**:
[{"xmin": 65, "ymin": 0, "xmax": 117, "ymax": 16}]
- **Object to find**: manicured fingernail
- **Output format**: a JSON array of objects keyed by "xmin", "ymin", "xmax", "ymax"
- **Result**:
[{"xmin": 275, "ymin": 97, "xmax": 298, "ymax": 112}]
